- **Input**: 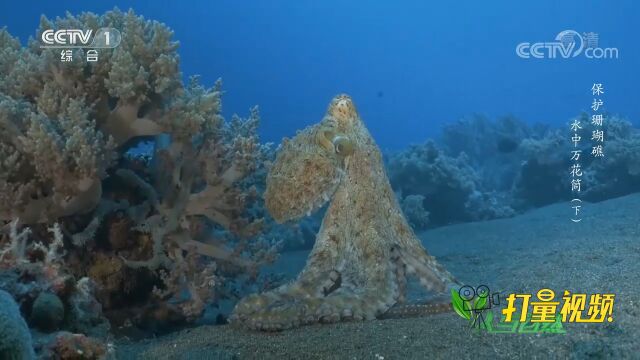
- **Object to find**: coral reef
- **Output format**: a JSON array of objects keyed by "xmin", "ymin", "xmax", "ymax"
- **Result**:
[
  {"xmin": 389, "ymin": 112, "xmax": 640, "ymax": 218},
  {"xmin": 34, "ymin": 331, "xmax": 113, "ymax": 360},
  {"xmin": 431, "ymin": 114, "xmax": 564, "ymax": 214},
  {"xmin": 0, "ymin": 6, "xmax": 280, "ymax": 348},
  {"xmin": 512, "ymin": 127, "xmax": 570, "ymax": 208},
  {"xmin": 0, "ymin": 221, "xmax": 78, "ymax": 314},
  {"xmin": 582, "ymin": 116, "xmax": 640, "ymax": 201},
  {"xmin": 0, "ymin": 18, "xmax": 121, "ymax": 223},
  {"xmin": 230, "ymin": 95, "xmax": 459, "ymax": 330},
  {"xmin": 0, "ymin": 220, "xmax": 110, "ymax": 357},
  {"xmin": 387, "ymin": 140, "xmax": 513, "ymax": 226},
  {"xmin": 387, "ymin": 140, "xmax": 477, "ymax": 226},
  {"xmin": 511, "ymin": 114, "xmax": 640, "ymax": 208},
  {"xmin": 441, "ymin": 114, "xmax": 545, "ymax": 191},
  {"xmin": 107, "ymin": 99, "xmax": 279, "ymax": 323},
  {"xmin": 399, "ymin": 194, "xmax": 430, "ymax": 230}
]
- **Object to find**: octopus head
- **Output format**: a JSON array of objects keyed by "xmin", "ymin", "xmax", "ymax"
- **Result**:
[
  {"xmin": 264, "ymin": 95, "xmax": 359, "ymax": 223},
  {"xmin": 327, "ymin": 94, "xmax": 359, "ymax": 129}
]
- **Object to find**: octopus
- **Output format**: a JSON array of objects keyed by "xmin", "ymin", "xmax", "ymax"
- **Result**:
[{"xmin": 230, "ymin": 94, "xmax": 460, "ymax": 330}]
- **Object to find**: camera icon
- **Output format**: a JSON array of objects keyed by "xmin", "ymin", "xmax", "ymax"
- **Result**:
[{"xmin": 459, "ymin": 285, "xmax": 500, "ymax": 313}]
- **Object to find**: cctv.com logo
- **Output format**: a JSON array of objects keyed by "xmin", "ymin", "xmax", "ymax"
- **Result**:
[{"xmin": 516, "ymin": 30, "xmax": 619, "ymax": 59}]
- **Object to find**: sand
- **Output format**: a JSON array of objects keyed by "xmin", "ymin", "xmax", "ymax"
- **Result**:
[{"xmin": 116, "ymin": 193, "xmax": 640, "ymax": 359}]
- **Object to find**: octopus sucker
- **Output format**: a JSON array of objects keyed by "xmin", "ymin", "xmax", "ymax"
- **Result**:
[{"xmin": 230, "ymin": 94, "xmax": 460, "ymax": 331}]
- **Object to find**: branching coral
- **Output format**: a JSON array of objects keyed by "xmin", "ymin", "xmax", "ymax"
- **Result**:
[
  {"xmin": 152, "ymin": 246, "xmax": 218, "ymax": 321},
  {"xmin": 0, "ymin": 220, "xmax": 110, "ymax": 343},
  {"xmin": 0, "ymin": 219, "xmax": 32, "ymax": 266},
  {"xmin": 0, "ymin": 8, "xmax": 193, "ymax": 224},
  {"xmin": 0, "ymin": 93, "xmax": 115, "ymax": 224},
  {"xmin": 6, "ymin": 10, "xmax": 182, "ymax": 145},
  {"xmin": 118, "ymin": 91, "xmax": 271, "ymax": 271},
  {"xmin": 109, "ymin": 80, "xmax": 277, "ymax": 320},
  {"xmin": 0, "ymin": 219, "xmax": 64, "ymax": 271},
  {"xmin": 0, "ymin": 14, "xmax": 128, "ymax": 223}
]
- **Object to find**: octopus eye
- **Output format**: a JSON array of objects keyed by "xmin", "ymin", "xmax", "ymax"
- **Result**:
[
  {"xmin": 332, "ymin": 135, "xmax": 353, "ymax": 156},
  {"xmin": 316, "ymin": 129, "xmax": 354, "ymax": 157}
]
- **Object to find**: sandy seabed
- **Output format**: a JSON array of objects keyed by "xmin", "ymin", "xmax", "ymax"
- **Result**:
[{"xmin": 117, "ymin": 194, "xmax": 640, "ymax": 359}]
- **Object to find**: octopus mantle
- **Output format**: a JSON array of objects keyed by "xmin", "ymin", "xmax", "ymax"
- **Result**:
[{"xmin": 231, "ymin": 95, "xmax": 459, "ymax": 330}]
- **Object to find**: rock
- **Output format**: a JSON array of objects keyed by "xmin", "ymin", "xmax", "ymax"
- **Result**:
[{"xmin": 31, "ymin": 292, "xmax": 65, "ymax": 332}]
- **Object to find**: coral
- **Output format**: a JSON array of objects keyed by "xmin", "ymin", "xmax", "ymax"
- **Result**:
[
  {"xmin": 0, "ymin": 289, "xmax": 36, "ymax": 360},
  {"xmin": 0, "ymin": 221, "xmax": 110, "ymax": 346},
  {"xmin": 464, "ymin": 190, "xmax": 516, "ymax": 221},
  {"xmin": 152, "ymin": 246, "xmax": 219, "ymax": 321},
  {"xmin": 0, "ymin": 91, "xmax": 115, "ymax": 224},
  {"xmin": 387, "ymin": 140, "xmax": 481, "ymax": 225},
  {"xmin": 4, "ymin": 9, "xmax": 181, "ymax": 144},
  {"xmin": 441, "ymin": 114, "xmax": 545, "ymax": 191},
  {"xmin": 582, "ymin": 116, "xmax": 640, "ymax": 201},
  {"xmin": 86, "ymin": 254, "xmax": 127, "ymax": 310},
  {"xmin": 66, "ymin": 278, "xmax": 110, "ymax": 338},
  {"xmin": 0, "ymin": 8, "xmax": 198, "ymax": 224},
  {"xmin": 504, "ymin": 126, "xmax": 568, "ymax": 208},
  {"xmin": 0, "ymin": 15, "xmax": 124, "ymax": 224},
  {"xmin": 1, "ymin": 7, "xmax": 280, "ymax": 332},
  {"xmin": 230, "ymin": 95, "xmax": 459, "ymax": 330},
  {"xmin": 0, "ymin": 218, "xmax": 32, "ymax": 267},
  {"xmin": 0, "ymin": 220, "xmax": 67, "ymax": 285},
  {"xmin": 390, "ymin": 113, "xmax": 640, "ymax": 215},
  {"xmin": 40, "ymin": 332, "xmax": 109, "ymax": 360},
  {"xmin": 434, "ymin": 114, "xmax": 570, "ymax": 213},
  {"xmin": 113, "ymin": 94, "xmax": 278, "ymax": 320},
  {"xmin": 399, "ymin": 194, "xmax": 430, "ymax": 230},
  {"xmin": 509, "ymin": 114, "xmax": 640, "ymax": 207},
  {"xmin": 518, "ymin": 128, "xmax": 567, "ymax": 166},
  {"xmin": 31, "ymin": 292, "xmax": 65, "ymax": 332},
  {"xmin": 442, "ymin": 114, "xmax": 534, "ymax": 163},
  {"xmin": 116, "ymin": 83, "xmax": 268, "ymax": 273}
]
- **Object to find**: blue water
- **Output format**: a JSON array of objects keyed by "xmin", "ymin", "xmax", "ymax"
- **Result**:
[{"xmin": 1, "ymin": 0, "xmax": 638, "ymax": 149}]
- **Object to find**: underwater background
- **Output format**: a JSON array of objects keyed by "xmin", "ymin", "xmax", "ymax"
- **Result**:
[
  {"xmin": 2, "ymin": 0, "xmax": 639, "ymax": 148},
  {"xmin": 0, "ymin": 1, "xmax": 639, "ymax": 359}
]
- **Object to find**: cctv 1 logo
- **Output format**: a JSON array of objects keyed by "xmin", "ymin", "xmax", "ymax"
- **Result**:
[{"xmin": 40, "ymin": 28, "xmax": 122, "ymax": 48}]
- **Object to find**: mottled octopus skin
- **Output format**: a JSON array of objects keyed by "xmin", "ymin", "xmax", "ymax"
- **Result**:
[{"xmin": 230, "ymin": 95, "xmax": 459, "ymax": 331}]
